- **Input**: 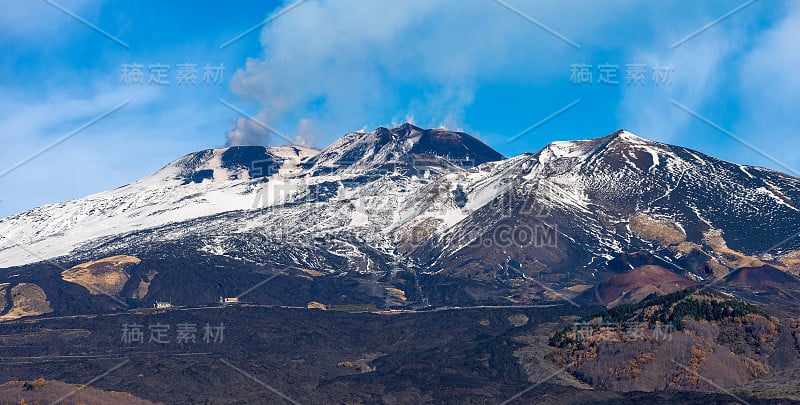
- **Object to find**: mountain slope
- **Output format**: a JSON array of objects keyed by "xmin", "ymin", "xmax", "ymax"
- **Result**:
[
  {"xmin": 406, "ymin": 130, "xmax": 800, "ymax": 292},
  {"xmin": 302, "ymin": 123, "xmax": 503, "ymax": 175},
  {"xmin": 1, "ymin": 127, "xmax": 799, "ymax": 315},
  {"xmin": 0, "ymin": 145, "xmax": 320, "ymax": 267}
]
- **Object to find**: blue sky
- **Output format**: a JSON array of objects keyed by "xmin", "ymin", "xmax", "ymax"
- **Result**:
[{"xmin": 0, "ymin": 0, "xmax": 798, "ymax": 218}]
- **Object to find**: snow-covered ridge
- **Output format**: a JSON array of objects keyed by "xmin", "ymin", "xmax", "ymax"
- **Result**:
[
  {"xmin": 147, "ymin": 145, "xmax": 320, "ymax": 183},
  {"xmin": 0, "ymin": 125, "xmax": 503, "ymax": 267},
  {"xmin": 1, "ymin": 126, "xmax": 799, "ymax": 271},
  {"xmin": 0, "ymin": 145, "xmax": 319, "ymax": 267}
]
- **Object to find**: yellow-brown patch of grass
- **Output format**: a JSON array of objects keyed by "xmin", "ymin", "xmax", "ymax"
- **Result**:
[
  {"xmin": 385, "ymin": 287, "xmax": 407, "ymax": 302},
  {"xmin": 0, "ymin": 283, "xmax": 8, "ymax": 313},
  {"xmin": 0, "ymin": 283, "xmax": 53, "ymax": 321},
  {"xmin": 306, "ymin": 301, "xmax": 327, "ymax": 310},
  {"xmin": 296, "ymin": 268, "xmax": 325, "ymax": 277},
  {"xmin": 564, "ymin": 284, "xmax": 593, "ymax": 293},
  {"xmin": 630, "ymin": 213, "xmax": 686, "ymax": 246},
  {"xmin": 132, "ymin": 269, "xmax": 158, "ymax": 300},
  {"xmin": 62, "ymin": 255, "xmax": 140, "ymax": 296},
  {"xmin": 703, "ymin": 230, "xmax": 766, "ymax": 269},
  {"xmin": 674, "ymin": 241, "xmax": 702, "ymax": 254}
]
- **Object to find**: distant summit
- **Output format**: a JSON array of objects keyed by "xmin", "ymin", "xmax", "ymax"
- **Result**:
[
  {"xmin": 301, "ymin": 123, "xmax": 505, "ymax": 175},
  {"xmin": 1, "ymin": 126, "xmax": 799, "ymax": 313}
]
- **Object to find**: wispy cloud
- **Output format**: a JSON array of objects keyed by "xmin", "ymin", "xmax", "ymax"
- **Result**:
[
  {"xmin": 2, "ymin": 0, "xmax": 796, "ymax": 219},
  {"xmin": 228, "ymin": 0, "xmax": 649, "ymax": 147},
  {"xmin": 618, "ymin": 27, "xmax": 741, "ymax": 143},
  {"xmin": 0, "ymin": 0, "xmax": 99, "ymax": 40},
  {"xmin": 734, "ymin": 1, "xmax": 800, "ymax": 171},
  {"xmin": 0, "ymin": 83, "xmax": 227, "ymax": 218}
]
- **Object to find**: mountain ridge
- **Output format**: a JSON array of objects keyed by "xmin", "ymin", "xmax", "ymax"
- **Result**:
[{"xmin": 1, "ymin": 125, "xmax": 799, "ymax": 316}]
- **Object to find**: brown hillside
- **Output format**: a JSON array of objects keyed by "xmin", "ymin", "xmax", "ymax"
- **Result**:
[
  {"xmin": 0, "ymin": 378, "xmax": 157, "ymax": 404},
  {"xmin": 724, "ymin": 265, "xmax": 800, "ymax": 287},
  {"xmin": 581, "ymin": 265, "xmax": 697, "ymax": 306}
]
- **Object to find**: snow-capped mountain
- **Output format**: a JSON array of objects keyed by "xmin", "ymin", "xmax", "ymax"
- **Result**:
[
  {"xmin": 0, "ymin": 124, "xmax": 502, "ymax": 267},
  {"xmin": 302, "ymin": 122, "xmax": 503, "ymax": 175},
  {"xmin": 0, "ymin": 144, "xmax": 320, "ymax": 267},
  {"xmin": 1, "ymin": 125, "xmax": 799, "ymax": 314},
  {"xmin": 409, "ymin": 130, "xmax": 800, "ymax": 292}
]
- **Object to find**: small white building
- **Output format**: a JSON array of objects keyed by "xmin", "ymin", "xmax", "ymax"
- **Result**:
[
  {"xmin": 220, "ymin": 297, "xmax": 240, "ymax": 305},
  {"xmin": 154, "ymin": 301, "xmax": 173, "ymax": 309}
]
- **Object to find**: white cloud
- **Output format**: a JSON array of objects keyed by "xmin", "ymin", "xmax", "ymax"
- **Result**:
[
  {"xmin": 224, "ymin": 109, "xmax": 275, "ymax": 146},
  {"xmin": 615, "ymin": 0, "xmax": 800, "ymax": 173},
  {"xmin": 228, "ymin": 0, "xmax": 662, "ymax": 147},
  {"xmin": 0, "ymin": 0, "xmax": 100, "ymax": 42},
  {"xmin": 0, "ymin": 85, "xmax": 159, "ymax": 144},
  {"xmin": 292, "ymin": 117, "xmax": 317, "ymax": 146},
  {"xmin": 734, "ymin": 1, "xmax": 800, "ymax": 172},
  {"xmin": 618, "ymin": 28, "xmax": 742, "ymax": 143},
  {"xmin": 614, "ymin": 0, "xmax": 800, "ymax": 173},
  {"xmin": 0, "ymin": 83, "xmax": 227, "ymax": 218},
  {"xmin": 228, "ymin": 0, "xmax": 771, "ymax": 149}
]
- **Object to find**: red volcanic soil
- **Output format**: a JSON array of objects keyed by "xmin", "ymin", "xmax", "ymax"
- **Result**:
[
  {"xmin": 724, "ymin": 265, "xmax": 800, "ymax": 287},
  {"xmin": 0, "ymin": 378, "xmax": 156, "ymax": 404},
  {"xmin": 581, "ymin": 265, "xmax": 697, "ymax": 306}
]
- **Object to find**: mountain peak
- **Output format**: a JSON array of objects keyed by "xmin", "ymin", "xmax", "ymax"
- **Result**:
[
  {"xmin": 608, "ymin": 129, "xmax": 649, "ymax": 143},
  {"xmin": 153, "ymin": 145, "xmax": 319, "ymax": 185},
  {"xmin": 304, "ymin": 124, "xmax": 504, "ymax": 174},
  {"xmin": 540, "ymin": 129, "xmax": 655, "ymax": 160},
  {"xmin": 394, "ymin": 122, "xmax": 422, "ymax": 132}
]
